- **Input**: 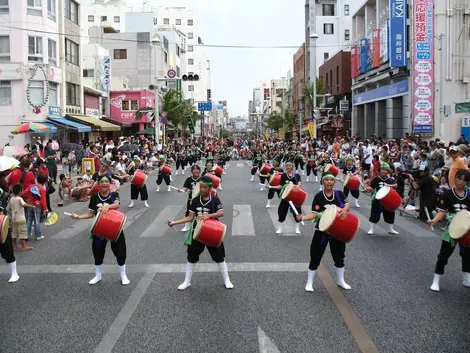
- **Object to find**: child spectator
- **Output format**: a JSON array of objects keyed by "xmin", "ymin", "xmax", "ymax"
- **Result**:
[
  {"xmin": 58, "ymin": 173, "xmax": 72, "ymax": 206},
  {"xmin": 6, "ymin": 184, "xmax": 35, "ymax": 250},
  {"xmin": 23, "ymin": 174, "xmax": 49, "ymax": 240},
  {"xmin": 372, "ymin": 154, "xmax": 381, "ymax": 178}
]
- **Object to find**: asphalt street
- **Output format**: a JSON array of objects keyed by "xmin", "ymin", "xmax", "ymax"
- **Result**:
[{"xmin": 1, "ymin": 161, "xmax": 470, "ymax": 353}]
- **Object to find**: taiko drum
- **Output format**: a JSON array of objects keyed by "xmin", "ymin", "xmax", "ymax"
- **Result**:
[
  {"xmin": 260, "ymin": 164, "xmax": 272, "ymax": 174},
  {"xmin": 281, "ymin": 183, "xmax": 308, "ymax": 206},
  {"xmin": 193, "ymin": 219, "xmax": 226, "ymax": 247},
  {"xmin": 213, "ymin": 165, "xmax": 223, "ymax": 177},
  {"xmin": 375, "ymin": 186, "xmax": 402, "ymax": 211},
  {"xmin": 131, "ymin": 170, "xmax": 147, "ymax": 188},
  {"xmin": 319, "ymin": 205, "xmax": 360, "ymax": 243},
  {"xmin": 449, "ymin": 210, "xmax": 470, "ymax": 247},
  {"xmin": 0, "ymin": 214, "xmax": 10, "ymax": 244},
  {"xmin": 90, "ymin": 209, "xmax": 127, "ymax": 242},
  {"xmin": 324, "ymin": 164, "xmax": 339, "ymax": 177},
  {"xmin": 160, "ymin": 164, "xmax": 172, "ymax": 175},
  {"xmin": 206, "ymin": 173, "xmax": 221, "ymax": 189},
  {"xmin": 344, "ymin": 175, "xmax": 361, "ymax": 191},
  {"xmin": 269, "ymin": 173, "xmax": 282, "ymax": 187}
]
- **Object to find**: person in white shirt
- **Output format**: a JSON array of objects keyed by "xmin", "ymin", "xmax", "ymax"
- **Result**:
[{"xmin": 362, "ymin": 140, "xmax": 373, "ymax": 179}]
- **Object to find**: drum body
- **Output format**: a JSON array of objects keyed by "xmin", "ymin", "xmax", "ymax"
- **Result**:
[
  {"xmin": 131, "ymin": 170, "xmax": 147, "ymax": 188},
  {"xmin": 319, "ymin": 205, "xmax": 360, "ymax": 243},
  {"xmin": 0, "ymin": 214, "xmax": 10, "ymax": 244},
  {"xmin": 213, "ymin": 166, "xmax": 223, "ymax": 177},
  {"xmin": 206, "ymin": 173, "xmax": 221, "ymax": 189},
  {"xmin": 191, "ymin": 184, "xmax": 217, "ymax": 199},
  {"xmin": 269, "ymin": 173, "xmax": 281, "ymax": 186},
  {"xmin": 260, "ymin": 164, "xmax": 272, "ymax": 174},
  {"xmin": 193, "ymin": 219, "xmax": 226, "ymax": 247},
  {"xmin": 325, "ymin": 164, "xmax": 339, "ymax": 176},
  {"xmin": 281, "ymin": 183, "xmax": 308, "ymax": 206},
  {"xmin": 344, "ymin": 175, "xmax": 360, "ymax": 191},
  {"xmin": 160, "ymin": 164, "xmax": 171, "ymax": 175},
  {"xmin": 449, "ymin": 210, "xmax": 470, "ymax": 247},
  {"xmin": 90, "ymin": 209, "xmax": 127, "ymax": 242},
  {"xmin": 375, "ymin": 186, "xmax": 402, "ymax": 211}
]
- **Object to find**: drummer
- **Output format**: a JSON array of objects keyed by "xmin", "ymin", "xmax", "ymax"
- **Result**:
[
  {"xmin": 427, "ymin": 169, "xmax": 470, "ymax": 292},
  {"xmin": 156, "ymin": 155, "xmax": 172, "ymax": 193},
  {"xmin": 365, "ymin": 162, "xmax": 399, "ymax": 235},
  {"xmin": 342, "ymin": 155, "xmax": 361, "ymax": 208},
  {"xmin": 315, "ymin": 153, "xmax": 334, "ymax": 191},
  {"xmin": 250, "ymin": 151, "xmax": 262, "ymax": 182},
  {"xmin": 168, "ymin": 175, "xmax": 234, "ymax": 291},
  {"xmin": 128, "ymin": 156, "xmax": 150, "ymax": 208},
  {"xmin": 270, "ymin": 161, "xmax": 302, "ymax": 234},
  {"xmin": 178, "ymin": 165, "xmax": 202, "ymax": 232},
  {"xmin": 71, "ymin": 176, "xmax": 130, "ymax": 286},
  {"xmin": 264, "ymin": 159, "xmax": 283, "ymax": 208},
  {"xmin": 258, "ymin": 154, "xmax": 269, "ymax": 192},
  {"xmin": 297, "ymin": 173, "xmax": 352, "ymax": 292}
]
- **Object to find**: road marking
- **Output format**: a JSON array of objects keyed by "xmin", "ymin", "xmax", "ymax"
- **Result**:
[
  {"xmin": 232, "ymin": 204, "xmax": 256, "ymax": 236},
  {"xmin": 258, "ymin": 326, "xmax": 281, "ymax": 353},
  {"xmin": 317, "ymin": 265, "xmax": 380, "ymax": 353},
  {"xmin": 351, "ymin": 210, "xmax": 389, "ymax": 236},
  {"xmin": 94, "ymin": 271, "xmax": 156, "ymax": 353},
  {"xmin": 140, "ymin": 205, "xmax": 184, "ymax": 237},
  {"xmin": 50, "ymin": 218, "xmax": 93, "ymax": 239},
  {"xmin": 237, "ymin": 163, "xmax": 245, "ymax": 168},
  {"xmin": 122, "ymin": 208, "xmax": 148, "ymax": 232},
  {"xmin": 267, "ymin": 208, "xmax": 296, "ymax": 235}
]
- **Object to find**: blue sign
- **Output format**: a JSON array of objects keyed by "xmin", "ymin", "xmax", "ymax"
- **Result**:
[
  {"xmin": 48, "ymin": 106, "xmax": 61, "ymax": 116},
  {"xmin": 359, "ymin": 38, "xmax": 370, "ymax": 73},
  {"xmin": 416, "ymin": 52, "xmax": 431, "ymax": 60},
  {"xmin": 353, "ymin": 80, "xmax": 408, "ymax": 105},
  {"xmin": 198, "ymin": 102, "xmax": 212, "ymax": 112},
  {"xmin": 389, "ymin": 0, "xmax": 407, "ymax": 67},
  {"xmin": 161, "ymin": 117, "xmax": 167, "ymax": 124},
  {"xmin": 416, "ymin": 43, "xmax": 430, "ymax": 51}
]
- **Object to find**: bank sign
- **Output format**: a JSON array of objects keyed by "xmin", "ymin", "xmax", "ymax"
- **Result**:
[
  {"xmin": 412, "ymin": 0, "xmax": 434, "ymax": 133},
  {"xmin": 389, "ymin": 0, "xmax": 407, "ymax": 67}
]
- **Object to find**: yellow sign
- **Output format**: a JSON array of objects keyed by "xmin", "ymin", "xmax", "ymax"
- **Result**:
[
  {"xmin": 307, "ymin": 121, "xmax": 314, "ymax": 138},
  {"xmin": 81, "ymin": 158, "xmax": 95, "ymax": 174},
  {"xmin": 279, "ymin": 128, "xmax": 286, "ymax": 140},
  {"xmin": 264, "ymin": 132, "xmax": 270, "ymax": 141}
]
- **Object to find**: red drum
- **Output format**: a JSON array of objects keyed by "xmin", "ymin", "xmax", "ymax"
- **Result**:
[
  {"xmin": 191, "ymin": 184, "xmax": 217, "ymax": 199},
  {"xmin": 90, "ymin": 209, "xmax": 127, "ymax": 242},
  {"xmin": 213, "ymin": 165, "xmax": 223, "ymax": 177},
  {"xmin": 160, "ymin": 164, "xmax": 172, "ymax": 175},
  {"xmin": 375, "ymin": 186, "xmax": 402, "ymax": 211},
  {"xmin": 131, "ymin": 170, "xmax": 147, "ymax": 188},
  {"xmin": 344, "ymin": 175, "xmax": 360, "ymax": 191},
  {"xmin": 281, "ymin": 183, "xmax": 308, "ymax": 206},
  {"xmin": 206, "ymin": 173, "xmax": 221, "ymax": 189},
  {"xmin": 260, "ymin": 164, "xmax": 272, "ymax": 174},
  {"xmin": 319, "ymin": 205, "xmax": 360, "ymax": 243},
  {"xmin": 269, "ymin": 173, "xmax": 282, "ymax": 187},
  {"xmin": 324, "ymin": 164, "xmax": 339, "ymax": 176},
  {"xmin": 92, "ymin": 181, "xmax": 119, "ymax": 195},
  {"xmin": 449, "ymin": 211, "xmax": 470, "ymax": 247},
  {"xmin": 193, "ymin": 219, "xmax": 226, "ymax": 247},
  {"xmin": 0, "ymin": 214, "xmax": 10, "ymax": 244}
]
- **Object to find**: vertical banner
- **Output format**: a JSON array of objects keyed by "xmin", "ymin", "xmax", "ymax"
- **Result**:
[
  {"xmin": 389, "ymin": 0, "xmax": 407, "ymax": 67},
  {"xmin": 380, "ymin": 21, "xmax": 389, "ymax": 64},
  {"xmin": 307, "ymin": 121, "xmax": 314, "ymax": 138},
  {"xmin": 412, "ymin": 0, "xmax": 434, "ymax": 133},
  {"xmin": 102, "ymin": 56, "xmax": 111, "ymax": 93},
  {"xmin": 210, "ymin": 123, "xmax": 214, "ymax": 134},
  {"xmin": 200, "ymin": 117, "xmax": 204, "ymax": 132},
  {"xmin": 359, "ymin": 38, "xmax": 370, "ymax": 73},
  {"xmin": 372, "ymin": 29, "xmax": 381, "ymax": 68},
  {"xmin": 351, "ymin": 45, "xmax": 360, "ymax": 78}
]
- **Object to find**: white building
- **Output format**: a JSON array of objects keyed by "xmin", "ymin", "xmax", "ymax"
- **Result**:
[{"xmin": 0, "ymin": 0, "xmax": 85, "ymax": 147}]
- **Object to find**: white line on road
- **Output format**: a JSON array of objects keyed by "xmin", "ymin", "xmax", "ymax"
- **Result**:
[
  {"xmin": 237, "ymin": 162, "xmax": 245, "ymax": 168},
  {"xmin": 267, "ymin": 208, "xmax": 296, "ymax": 236},
  {"xmin": 258, "ymin": 326, "xmax": 281, "ymax": 353},
  {"xmin": 50, "ymin": 218, "xmax": 93, "ymax": 239},
  {"xmin": 122, "ymin": 208, "xmax": 148, "ymax": 232},
  {"xmin": 232, "ymin": 204, "xmax": 256, "ymax": 236},
  {"xmin": 140, "ymin": 205, "xmax": 184, "ymax": 237},
  {"xmin": 351, "ymin": 209, "xmax": 389, "ymax": 236}
]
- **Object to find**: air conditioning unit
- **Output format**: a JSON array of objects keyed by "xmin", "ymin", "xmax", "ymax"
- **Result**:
[{"xmin": 463, "ymin": 76, "xmax": 469, "ymax": 84}]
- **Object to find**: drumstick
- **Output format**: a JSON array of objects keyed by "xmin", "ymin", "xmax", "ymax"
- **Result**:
[
  {"xmin": 64, "ymin": 212, "xmax": 72, "ymax": 216},
  {"xmin": 168, "ymin": 185, "xmax": 183, "ymax": 192},
  {"xmin": 424, "ymin": 207, "xmax": 434, "ymax": 231},
  {"xmin": 167, "ymin": 220, "xmax": 177, "ymax": 232},
  {"xmin": 288, "ymin": 200, "xmax": 305, "ymax": 225}
]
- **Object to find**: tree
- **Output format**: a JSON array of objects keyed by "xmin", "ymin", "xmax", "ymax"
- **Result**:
[
  {"xmin": 302, "ymin": 78, "xmax": 328, "ymax": 120},
  {"xmin": 283, "ymin": 109, "xmax": 298, "ymax": 140},
  {"xmin": 134, "ymin": 106, "xmax": 154, "ymax": 120},
  {"xmin": 267, "ymin": 112, "xmax": 284, "ymax": 131},
  {"xmin": 162, "ymin": 89, "xmax": 197, "ymax": 137}
]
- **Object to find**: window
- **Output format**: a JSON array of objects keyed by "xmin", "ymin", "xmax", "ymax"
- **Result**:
[
  {"xmin": 188, "ymin": 45, "xmax": 194, "ymax": 52},
  {"xmin": 83, "ymin": 69, "xmax": 94, "ymax": 77},
  {"xmin": 0, "ymin": 0, "xmax": 9, "ymax": 14},
  {"xmin": 187, "ymin": 19, "xmax": 193, "ymax": 26},
  {"xmin": 336, "ymin": 66, "xmax": 339, "ymax": 84},
  {"xmin": 47, "ymin": 0, "xmax": 56, "ymax": 21},
  {"xmin": 114, "ymin": 16, "xmax": 120, "ymax": 23},
  {"xmin": 324, "ymin": 52, "xmax": 329, "ymax": 61},
  {"xmin": 325, "ymin": 73, "xmax": 328, "ymax": 86},
  {"xmin": 188, "ymin": 33, "xmax": 194, "ymax": 39},
  {"xmin": 344, "ymin": 4, "xmax": 350, "ymax": 16},
  {"xmin": 188, "ymin": 58, "xmax": 194, "ymax": 65},
  {"xmin": 324, "ymin": 23, "xmax": 334, "ymax": 34},
  {"xmin": 175, "ymin": 19, "xmax": 181, "ymax": 25},
  {"xmin": 188, "ymin": 85, "xmax": 194, "ymax": 92},
  {"xmin": 88, "ymin": 15, "xmax": 94, "ymax": 22},
  {"xmin": 164, "ymin": 51, "xmax": 168, "ymax": 63},
  {"xmin": 188, "ymin": 72, "xmax": 194, "ymax": 75},
  {"xmin": 345, "ymin": 29, "xmax": 350, "ymax": 41},
  {"xmin": 122, "ymin": 100, "xmax": 138, "ymax": 111},
  {"xmin": 66, "ymin": 82, "xmax": 80, "ymax": 106},
  {"xmin": 153, "ymin": 17, "xmax": 157, "ymax": 25},
  {"xmin": 176, "ymin": 45, "xmax": 180, "ymax": 57},
  {"xmin": 48, "ymin": 39, "xmax": 57, "ymax": 66},
  {"xmin": 322, "ymin": 4, "xmax": 335, "ymax": 16},
  {"xmin": 29, "ymin": 81, "xmax": 45, "ymax": 105},
  {"xmin": 101, "ymin": 15, "xmax": 107, "ymax": 22},
  {"xmin": 0, "ymin": 81, "xmax": 11, "ymax": 105},
  {"xmin": 27, "ymin": 0, "xmax": 42, "ymax": 16},
  {"xmin": 163, "ymin": 18, "xmax": 169, "ymax": 24},
  {"xmin": 49, "ymin": 82, "xmax": 58, "ymax": 106},
  {"xmin": 65, "ymin": 0, "xmax": 78, "ymax": 24},
  {"xmin": 0, "ymin": 36, "xmax": 10, "ymax": 61},
  {"xmin": 113, "ymin": 49, "xmax": 127, "ymax": 60},
  {"xmin": 28, "ymin": 36, "xmax": 43, "ymax": 62},
  {"xmin": 65, "ymin": 39, "xmax": 79, "ymax": 65}
]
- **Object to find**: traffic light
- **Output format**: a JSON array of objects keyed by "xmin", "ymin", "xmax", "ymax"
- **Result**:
[
  {"xmin": 207, "ymin": 89, "xmax": 211, "ymax": 101},
  {"xmin": 186, "ymin": 116, "xmax": 195, "ymax": 134},
  {"xmin": 182, "ymin": 74, "xmax": 199, "ymax": 81}
]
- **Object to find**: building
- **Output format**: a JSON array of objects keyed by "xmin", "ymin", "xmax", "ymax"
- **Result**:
[{"xmin": 293, "ymin": 43, "xmax": 306, "ymax": 119}]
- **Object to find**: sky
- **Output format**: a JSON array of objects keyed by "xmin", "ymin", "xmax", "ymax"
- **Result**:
[{"xmin": 141, "ymin": 0, "xmax": 305, "ymax": 117}]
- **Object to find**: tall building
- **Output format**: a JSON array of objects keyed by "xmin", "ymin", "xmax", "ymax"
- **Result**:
[
  {"xmin": 0, "ymin": 0, "xmax": 84, "ymax": 146},
  {"xmin": 293, "ymin": 43, "xmax": 306, "ymax": 119}
]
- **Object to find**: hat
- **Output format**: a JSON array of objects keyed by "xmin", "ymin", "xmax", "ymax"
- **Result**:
[
  {"xmin": 419, "ymin": 164, "xmax": 427, "ymax": 171},
  {"xmin": 380, "ymin": 162, "xmax": 391, "ymax": 170},
  {"xmin": 438, "ymin": 141, "xmax": 446, "ymax": 146},
  {"xmin": 30, "ymin": 186, "xmax": 41, "ymax": 197},
  {"xmin": 449, "ymin": 146, "xmax": 459, "ymax": 152},
  {"xmin": 458, "ymin": 144, "xmax": 468, "ymax": 154},
  {"xmin": 133, "ymin": 156, "xmax": 141, "ymax": 162}
]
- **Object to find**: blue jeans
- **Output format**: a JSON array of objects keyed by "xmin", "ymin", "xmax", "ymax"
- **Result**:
[{"xmin": 26, "ymin": 207, "xmax": 42, "ymax": 239}]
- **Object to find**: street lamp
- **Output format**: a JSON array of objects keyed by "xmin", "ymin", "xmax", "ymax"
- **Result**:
[
  {"xmin": 151, "ymin": 34, "xmax": 161, "ymax": 150},
  {"xmin": 309, "ymin": 32, "xmax": 319, "ymax": 138}
]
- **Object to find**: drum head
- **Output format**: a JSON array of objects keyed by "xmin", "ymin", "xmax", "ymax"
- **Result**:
[
  {"xmin": 375, "ymin": 186, "xmax": 391, "ymax": 200},
  {"xmin": 325, "ymin": 164, "xmax": 332, "ymax": 173},
  {"xmin": 449, "ymin": 211, "xmax": 470, "ymax": 240},
  {"xmin": 343, "ymin": 174, "xmax": 350, "ymax": 186},
  {"xmin": 114, "ymin": 214, "xmax": 127, "ymax": 241},
  {"xmin": 281, "ymin": 183, "xmax": 294, "ymax": 200},
  {"xmin": 218, "ymin": 223, "xmax": 227, "ymax": 246},
  {"xmin": 319, "ymin": 205, "xmax": 338, "ymax": 232},
  {"xmin": 0, "ymin": 215, "xmax": 10, "ymax": 244},
  {"xmin": 90, "ymin": 210, "xmax": 101, "ymax": 234},
  {"xmin": 192, "ymin": 184, "xmax": 200, "ymax": 199},
  {"xmin": 193, "ymin": 219, "xmax": 204, "ymax": 240}
]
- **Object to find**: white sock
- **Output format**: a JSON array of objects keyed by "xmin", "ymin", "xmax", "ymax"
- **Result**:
[
  {"xmin": 355, "ymin": 199, "xmax": 360, "ymax": 208},
  {"xmin": 335, "ymin": 267, "xmax": 351, "ymax": 290},
  {"xmin": 306, "ymin": 176, "xmax": 309, "ymax": 182},
  {"xmin": 144, "ymin": 201, "xmax": 150, "ymax": 208},
  {"xmin": 276, "ymin": 222, "xmax": 283, "ymax": 234},
  {"xmin": 302, "ymin": 170, "xmax": 305, "ymax": 175},
  {"xmin": 8, "ymin": 261, "xmax": 19, "ymax": 283},
  {"xmin": 260, "ymin": 187, "xmax": 264, "ymax": 191},
  {"xmin": 315, "ymin": 176, "xmax": 318, "ymax": 182},
  {"xmin": 266, "ymin": 199, "xmax": 271, "ymax": 208},
  {"xmin": 295, "ymin": 223, "xmax": 300, "ymax": 234},
  {"xmin": 182, "ymin": 170, "xmax": 185, "ymax": 175},
  {"xmin": 89, "ymin": 265, "xmax": 102, "ymax": 285},
  {"xmin": 181, "ymin": 223, "xmax": 190, "ymax": 232},
  {"xmin": 218, "ymin": 261, "xmax": 234, "ymax": 289},
  {"xmin": 463, "ymin": 272, "xmax": 470, "ymax": 287},
  {"xmin": 387, "ymin": 224, "xmax": 399, "ymax": 235},
  {"xmin": 175, "ymin": 170, "xmax": 178, "ymax": 175},
  {"xmin": 119, "ymin": 264, "xmax": 130, "ymax": 285},
  {"xmin": 167, "ymin": 186, "xmax": 171, "ymax": 192},
  {"xmin": 305, "ymin": 269, "xmax": 316, "ymax": 292},
  {"xmin": 218, "ymin": 184, "xmax": 222, "ymax": 190},
  {"xmin": 128, "ymin": 200, "xmax": 135, "ymax": 208},
  {"xmin": 156, "ymin": 186, "xmax": 160, "ymax": 192},
  {"xmin": 178, "ymin": 262, "xmax": 195, "ymax": 290},
  {"xmin": 367, "ymin": 223, "xmax": 375, "ymax": 235},
  {"xmin": 431, "ymin": 273, "xmax": 441, "ymax": 292},
  {"xmin": 250, "ymin": 176, "xmax": 254, "ymax": 182}
]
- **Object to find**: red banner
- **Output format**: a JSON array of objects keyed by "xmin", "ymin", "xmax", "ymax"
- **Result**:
[
  {"xmin": 372, "ymin": 29, "xmax": 381, "ymax": 68},
  {"xmin": 351, "ymin": 46, "xmax": 360, "ymax": 78}
]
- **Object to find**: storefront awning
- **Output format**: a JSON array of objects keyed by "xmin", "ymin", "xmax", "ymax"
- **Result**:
[
  {"xmin": 36, "ymin": 122, "xmax": 57, "ymax": 134},
  {"xmin": 456, "ymin": 101, "xmax": 470, "ymax": 113},
  {"xmin": 47, "ymin": 117, "xmax": 92, "ymax": 133},
  {"xmin": 66, "ymin": 114, "xmax": 120, "ymax": 132}
]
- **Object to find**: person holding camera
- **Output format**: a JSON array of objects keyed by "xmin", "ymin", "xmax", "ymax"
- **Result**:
[{"xmin": 409, "ymin": 165, "xmax": 438, "ymax": 220}]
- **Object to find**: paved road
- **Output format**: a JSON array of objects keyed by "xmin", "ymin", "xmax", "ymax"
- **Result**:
[{"xmin": 1, "ymin": 162, "xmax": 469, "ymax": 353}]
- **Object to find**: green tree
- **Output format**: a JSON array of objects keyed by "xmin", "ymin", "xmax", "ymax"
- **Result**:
[
  {"xmin": 162, "ymin": 89, "xmax": 198, "ymax": 137},
  {"xmin": 134, "ymin": 106, "xmax": 154, "ymax": 120},
  {"xmin": 302, "ymin": 78, "xmax": 328, "ymax": 120},
  {"xmin": 267, "ymin": 112, "xmax": 284, "ymax": 131},
  {"xmin": 283, "ymin": 109, "xmax": 298, "ymax": 140}
]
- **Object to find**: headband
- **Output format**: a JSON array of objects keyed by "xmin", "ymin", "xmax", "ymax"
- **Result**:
[
  {"xmin": 322, "ymin": 173, "xmax": 335, "ymax": 181},
  {"xmin": 345, "ymin": 155, "xmax": 354, "ymax": 161},
  {"xmin": 380, "ymin": 162, "xmax": 391, "ymax": 170},
  {"xmin": 199, "ymin": 179, "xmax": 213, "ymax": 186},
  {"xmin": 99, "ymin": 176, "xmax": 110, "ymax": 182}
]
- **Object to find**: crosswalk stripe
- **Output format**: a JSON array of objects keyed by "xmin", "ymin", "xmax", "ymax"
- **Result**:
[
  {"xmin": 351, "ymin": 209, "xmax": 389, "ymax": 236},
  {"xmin": 140, "ymin": 205, "xmax": 184, "ymax": 238},
  {"xmin": 122, "ymin": 208, "xmax": 148, "ymax": 232},
  {"xmin": 236, "ymin": 163, "xmax": 245, "ymax": 168},
  {"xmin": 267, "ymin": 207, "xmax": 299, "ymax": 236},
  {"xmin": 51, "ymin": 218, "xmax": 93, "ymax": 239},
  {"xmin": 231, "ymin": 204, "xmax": 256, "ymax": 236}
]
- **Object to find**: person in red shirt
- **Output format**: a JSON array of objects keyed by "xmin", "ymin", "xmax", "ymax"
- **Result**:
[
  {"xmin": 6, "ymin": 159, "xmax": 36, "ymax": 191},
  {"xmin": 23, "ymin": 174, "xmax": 48, "ymax": 240},
  {"xmin": 89, "ymin": 145, "xmax": 101, "ymax": 171}
]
